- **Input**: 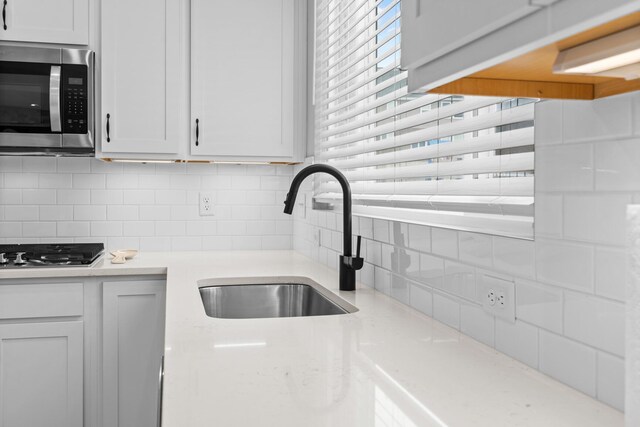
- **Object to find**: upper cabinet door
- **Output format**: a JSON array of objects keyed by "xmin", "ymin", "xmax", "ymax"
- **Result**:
[
  {"xmin": 0, "ymin": 0, "xmax": 88, "ymax": 44},
  {"xmin": 100, "ymin": 0, "xmax": 182, "ymax": 154},
  {"xmin": 190, "ymin": 0, "xmax": 295, "ymax": 159},
  {"xmin": 401, "ymin": 0, "xmax": 539, "ymax": 70}
]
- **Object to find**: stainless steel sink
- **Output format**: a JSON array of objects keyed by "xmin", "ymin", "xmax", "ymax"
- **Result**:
[{"xmin": 198, "ymin": 277, "xmax": 358, "ymax": 319}]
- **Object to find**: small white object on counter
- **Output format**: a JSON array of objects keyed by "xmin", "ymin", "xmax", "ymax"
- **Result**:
[
  {"xmin": 110, "ymin": 249, "xmax": 138, "ymax": 264},
  {"xmin": 0, "ymin": 251, "xmax": 624, "ymax": 427}
]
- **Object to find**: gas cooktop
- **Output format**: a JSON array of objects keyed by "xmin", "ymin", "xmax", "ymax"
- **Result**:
[{"xmin": 0, "ymin": 243, "xmax": 105, "ymax": 269}]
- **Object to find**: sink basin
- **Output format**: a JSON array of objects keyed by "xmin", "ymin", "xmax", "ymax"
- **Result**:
[{"xmin": 198, "ymin": 277, "xmax": 358, "ymax": 319}]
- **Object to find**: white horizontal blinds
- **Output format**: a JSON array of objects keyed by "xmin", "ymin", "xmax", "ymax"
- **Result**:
[{"xmin": 314, "ymin": 0, "xmax": 535, "ymax": 237}]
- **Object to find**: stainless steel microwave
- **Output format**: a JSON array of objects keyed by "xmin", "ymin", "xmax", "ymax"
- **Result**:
[{"xmin": 0, "ymin": 46, "xmax": 95, "ymax": 156}]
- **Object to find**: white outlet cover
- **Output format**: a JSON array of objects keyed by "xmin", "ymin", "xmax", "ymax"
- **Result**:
[
  {"xmin": 480, "ymin": 274, "xmax": 516, "ymax": 323},
  {"xmin": 199, "ymin": 192, "xmax": 215, "ymax": 216}
]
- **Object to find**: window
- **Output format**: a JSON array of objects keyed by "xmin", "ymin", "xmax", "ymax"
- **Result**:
[{"xmin": 313, "ymin": 0, "xmax": 535, "ymax": 239}]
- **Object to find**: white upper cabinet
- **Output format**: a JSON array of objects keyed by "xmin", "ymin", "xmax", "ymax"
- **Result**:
[
  {"xmin": 100, "ymin": 0, "xmax": 182, "ymax": 154},
  {"xmin": 190, "ymin": 0, "xmax": 297, "ymax": 160},
  {"xmin": 0, "ymin": 0, "xmax": 88, "ymax": 45},
  {"xmin": 401, "ymin": 0, "xmax": 539, "ymax": 71}
]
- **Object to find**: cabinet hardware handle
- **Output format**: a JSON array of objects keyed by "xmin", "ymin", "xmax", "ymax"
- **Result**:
[
  {"xmin": 106, "ymin": 113, "xmax": 111, "ymax": 142},
  {"xmin": 157, "ymin": 355, "xmax": 164, "ymax": 427},
  {"xmin": 2, "ymin": 0, "xmax": 7, "ymax": 30},
  {"xmin": 195, "ymin": 118, "xmax": 199, "ymax": 146}
]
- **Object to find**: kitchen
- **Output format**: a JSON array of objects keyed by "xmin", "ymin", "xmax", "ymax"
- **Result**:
[{"xmin": 0, "ymin": 0, "xmax": 638, "ymax": 426}]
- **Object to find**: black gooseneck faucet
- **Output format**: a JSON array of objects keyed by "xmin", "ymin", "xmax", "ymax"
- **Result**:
[{"xmin": 283, "ymin": 164, "xmax": 364, "ymax": 291}]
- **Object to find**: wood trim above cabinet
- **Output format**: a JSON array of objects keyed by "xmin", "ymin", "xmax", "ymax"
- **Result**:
[{"xmin": 428, "ymin": 11, "xmax": 640, "ymax": 100}]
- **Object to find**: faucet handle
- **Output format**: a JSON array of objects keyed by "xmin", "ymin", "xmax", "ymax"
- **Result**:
[{"xmin": 346, "ymin": 235, "xmax": 364, "ymax": 270}]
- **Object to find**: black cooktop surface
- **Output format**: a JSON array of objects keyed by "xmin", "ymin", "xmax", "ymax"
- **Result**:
[{"xmin": 0, "ymin": 243, "xmax": 105, "ymax": 268}]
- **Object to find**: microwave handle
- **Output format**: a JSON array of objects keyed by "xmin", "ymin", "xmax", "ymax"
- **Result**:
[{"xmin": 49, "ymin": 65, "xmax": 62, "ymax": 132}]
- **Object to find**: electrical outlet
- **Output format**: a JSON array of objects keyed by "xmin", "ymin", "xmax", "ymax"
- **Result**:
[
  {"xmin": 487, "ymin": 289, "xmax": 496, "ymax": 306},
  {"xmin": 481, "ymin": 274, "xmax": 515, "ymax": 322},
  {"xmin": 199, "ymin": 192, "xmax": 215, "ymax": 216}
]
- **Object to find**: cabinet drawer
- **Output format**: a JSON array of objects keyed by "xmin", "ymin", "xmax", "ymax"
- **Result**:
[{"xmin": 0, "ymin": 283, "xmax": 83, "ymax": 320}]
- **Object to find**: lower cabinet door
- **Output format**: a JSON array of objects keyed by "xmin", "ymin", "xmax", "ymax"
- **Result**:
[
  {"xmin": 103, "ymin": 280, "xmax": 166, "ymax": 427},
  {"xmin": 0, "ymin": 321, "xmax": 84, "ymax": 427}
]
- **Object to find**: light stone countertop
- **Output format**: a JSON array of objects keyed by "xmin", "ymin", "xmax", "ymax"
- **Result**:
[{"xmin": 0, "ymin": 250, "xmax": 624, "ymax": 426}]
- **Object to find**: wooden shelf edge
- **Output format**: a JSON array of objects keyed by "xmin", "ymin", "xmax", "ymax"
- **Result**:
[{"xmin": 429, "ymin": 77, "xmax": 595, "ymax": 100}]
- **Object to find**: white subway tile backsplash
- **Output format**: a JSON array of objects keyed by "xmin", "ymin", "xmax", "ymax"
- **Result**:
[
  {"xmin": 139, "ymin": 236, "xmax": 172, "ymax": 251},
  {"xmin": 38, "ymin": 173, "xmax": 72, "ymax": 189},
  {"xmin": 596, "ymin": 352, "xmax": 625, "ymax": 411},
  {"xmin": 358, "ymin": 216, "xmax": 373, "ymax": 239},
  {"xmin": 139, "ymin": 205, "xmax": 171, "ymax": 221},
  {"xmin": 444, "ymin": 260, "xmax": 476, "ymax": 302},
  {"xmin": 0, "ymin": 222, "xmax": 22, "ymax": 237},
  {"xmin": 91, "ymin": 221, "xmax": 123, "ymax": 237},
  {"xmin": 74, "ymin": 205, "xmax": 106, "ymax": 221},
  {"xmin": 22, "ymin": 189, "xmax": 54, "ymax": 205},
  {"xmin": 171, "ymin": 236, "xmax": 202, "ymax": 251},
  {"xmin": 91, "ymin": 189, "xmax": 123, "ymax": 205},
  {"xmin": 22, "ymin": 222, "xmax": 56, "ymax": 237},
  {"xmin": 123, "ymin": 221, "xmax": 155, "ymax": 237},
  {"xmin": 122, "ymin": 189, "xmax": 155, "ymax": 205},
  {"xmin": 156, "ymin": 189, "xmax": 187, "ymax": 205},
  {"xmin": 57, "ymin": 189, "xmax": 91, "ymax": 205},
  {"xmin": 539, "ymin": 330, "xmax": 597, "ymax": 397},
  {"xmin": 535, "ymin": 239, "xmax": 594, "ymax": 292},
  {"xmin": 0, "ymin": 189, "xmax": 22, "ymax": 204},
  {"xmin": 595, "ymin": 138, "xmax": 640, "ymax": 192},
  {"xmin": 458, "ymin": 232, "xmax": 492, "ymax": 268},
  {"xmin": 5, "ymin": 173, "xmax": 38, "ymax": 189},
  {"xmin": 57, "ymin": 157, "xmax": 91, "ymax": 173},
  {"xmin": 5, "ymin": 205, "xmax": 38, "ymax": 221},
  {"xmin": 535, "ymin": 144, "xmax": 593, "ymax": 192},
  {"xmin": 374, "ymin": 266, "xmax": 391, "ymax": 295},
  {"xmin": 57, "ymin": 221, "xmax": 90, "ymax": 237},
  {"xmin": 72, "ymin": 174, "xmax": 106, "ymax": 189},
  {"xmin": 460, "ymin": 303, "xmax": 494, "ymax": 347},
  {"xmin": 431, "ymin": 228, "xmax": 458, "ymax": 259},
  {"xmin": 564, "ymin": 291, "xmax": 625, "ymax": 356},
  {"xmin": 107, "ymin": 205, "xmax": 139, "ymax": 221},
  {"xmin": 391, "ymin": 274, "xmax": 410, "ymax": 305},
  {"xmin": 594, "ymin": 247, "xmax": 625, "ymax": 301},
  {"xmin": 563, "ymin": 194, "xmax": 631, "ymax": 246},
  {"xmin": 418, "ymin": 253, "xmax": 444, "ymax": 289},
  {"xmin": 492, "ymin": 236, "xmax": 535, "ymax": 278},
  {"xmin": 563, "ymin": 95, "xmax": 633, "ymax": 143},
  {"xmin": 534, "ymin": 100, "xmax": 562, "ymax": 146},
  {"xmin": 373, "ymin": 219, "xmax": 390, "ymax": 243},
  {"xmin": 534, "ymin": 193, "xmax": 563, "ymax": 238},
  {"xmin": 40, "ymin": 205, "xmax": 73, "ymax": 221},
  {"xmin": 155, "ymin": 221, "xmax": 186, "ymax": 237},
  {"xmin": 495, "ymin": 319, "xmax": 539, "ymax": 369},
  {"xmin": 0, "ymin": 157, "xmax": 22, "ymax": 172},
  {"xmin": 106, "ymin": 174, "xmax": 139, "ymax": 189},
  {"xmin": 390, "ymin": 221, "xmax": 408, "ymax": 247},
  {"xmin": 409, "ymin": 281, "xmax": 432, "ymax": 316},
  {"xmin": 433, "ymin": 292, "xmax": 460, "ymax": 330},
  {"xmin": 22, "ymin": 157, "xmax": 56, "ymax": 173},
  {"xmin": 407, "ymin": 223, "xmax": 430, "ymax": 252},
  {"xmin": 515, "ymin": 279, "xmax": 563, "ymax": 334}
]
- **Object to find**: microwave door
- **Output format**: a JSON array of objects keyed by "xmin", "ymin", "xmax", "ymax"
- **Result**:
[
  {"xmin": 49, "ymin": 65, "xmax": 61, "ymax": 132},
  {"xmin": 0, "ymin": 61, "xmax": 62, "ymax": 148}
]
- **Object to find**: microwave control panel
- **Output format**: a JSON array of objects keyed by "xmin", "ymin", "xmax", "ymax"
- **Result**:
[{"xmin": 62, "ymin": 65, "xmax": 88, "ymax": 134}]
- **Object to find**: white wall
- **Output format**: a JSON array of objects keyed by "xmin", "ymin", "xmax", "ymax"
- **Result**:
[
  {"xmin": 293, "ymin": 91, "xmax": 640, "ymax": 411},
  {"xmin": 0, "ymin": 159, "xmax": 293, "ymax": 251}
]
